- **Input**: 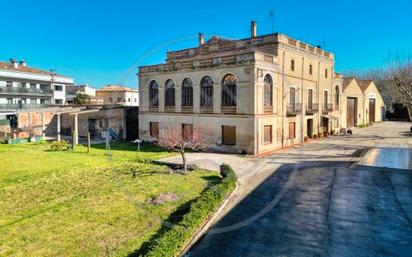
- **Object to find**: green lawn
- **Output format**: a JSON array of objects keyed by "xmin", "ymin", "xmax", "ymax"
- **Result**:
[{"xmin": 0, "ymin": 142, "xmax": 218, "ymax": 257}]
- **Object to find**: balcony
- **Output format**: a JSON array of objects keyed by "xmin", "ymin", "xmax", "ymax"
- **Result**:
[
  {"xmin": 0, "ymin": 103, "xmax": 53, "ymax": 110},
  {"xmin": 322, "ymin": 103, "xmax": 333, "ymax": 114},
  {"xmin": 200, "ymin": 106, "xmax": 213, "ymax": 114},
  {"xmin": 286, "ymin": 103, "xmax": 302, "ymax": 116},
  {"xmin": 221, "ymin": 106, "xmax": 237, "ymax": 114},
  {"xmin": 0, "ymin": 87, "xmax": 53, "ymax": 96},
  {"xmin": 181, "ymin": 106, "xmax": 193, "ymax": 113},
  {"xmin": 306, "ymin": 103, "xmax": 319, "ymax": 115},
  {"xmin": 264, "ymin": 105, "xmax": 273, "ymax": 114},
  {"xmin": 164, "ymin": 106, "xmax": 175, "ymax": 113},
  {"xmin": 149, "ymin": 106, "xmax": 159, "ymax": 112}
]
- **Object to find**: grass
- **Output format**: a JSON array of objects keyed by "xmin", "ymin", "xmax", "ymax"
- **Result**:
[{"xmin": 0, "ymin": 141, "xmax": 219, "ymax": 257}]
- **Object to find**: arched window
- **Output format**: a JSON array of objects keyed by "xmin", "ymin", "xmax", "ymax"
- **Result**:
[
  {"xmin": 200, "ymin": 76, "xmax": 214, "ymax": 107},
  {"xmin": 264, "ymin": 74, "xmax": 273, "ymax": 108},
  {"xmin": 164, "ymin": 79, "xmax": 175, "ymax": 107},
  {"xmin": 181, "ymin": 78, "xmax": 193, "ymax": 107},
  {"xmin": 335, "ymin": 85, "xmax": 340, "ymax": 107},
  {"xmin": 222, "ymin": 74, "xmax": 237, "ymax": 107},
  {"xmin": 149, "ymin": 80, "xmax": 159, "ymax": 107}
]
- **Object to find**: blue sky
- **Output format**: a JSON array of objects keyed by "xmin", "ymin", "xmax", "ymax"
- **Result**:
[{"xmin": 1, "ymin": 0, "xmax": 411, "ymax": 88}]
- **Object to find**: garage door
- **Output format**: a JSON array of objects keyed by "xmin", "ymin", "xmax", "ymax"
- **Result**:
[
  {"xmin": 347, "ymin": 97, "xmax": 357, "ymax": 127},
  {"xmin": 369, "ymin": 99, "xmax": 376, "ymax": 123}
]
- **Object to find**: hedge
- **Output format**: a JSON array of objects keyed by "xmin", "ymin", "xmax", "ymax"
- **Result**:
[{"xmin": 142, "ymin": 164, "xmax": 237, "ymax": 257}]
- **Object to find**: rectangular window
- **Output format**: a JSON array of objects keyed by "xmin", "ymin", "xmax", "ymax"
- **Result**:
[
  {"xmin": 6, "ymin": 81, "xmax": 12, "ymax": 87},
  {"xmin": 288, "ymin": 122, "xmax": 296, "ymax": 139},
  {"xmin": 324, "ymin": 91, "xmax": 328, "ymax": 105},
  {"xmin": 150, "ymin": 122, "xmax": 159, "ymax": 139},
  {"xmin": 117, "ymin": 97, "xmax": 122, "ymax": 102},
  {"xmin": 55, "ymin": 85, "xmax": 63, "ymax": 91},
  {"xmin": 325, "ymin": 69, "xmax": 328, "ymax": 78},
  {"xmin": 289, "ymin": 87, "xmax": 296, "ymax": 105},
  {"xmin": 30, "ymin": 83, "xmax": 36, "ymax": 89},
  {"xmin": 21, "ymin": 98, "xmax": 27, "ymax": 104},
  {"xmin": 7, "ymin": 98, "xmax": 13, "ymax": 104},
  {"xmin": 128, "ymin": 98, "xmax": 131, "ymax": 102},
  {"xmin": 222, "ymin": 126, "xmax": 236, "ymax": 145},
  {"xmin": 291, "ymin": 60, "xmax": 295, "ymax": 71},
  {"xmin": 30, "ymin": 98, "xmax": 37, "ymax": 104},
  {"xmin": 55, "ymin": 99, "xmax": 63, "ymax": 105},
  {"xmin": 308, "ymin": 89, "xmax": 313, "ymax": 106},
  {"xmin": 182, "ymin": 124, "xmax": 193, "ymax": 141},
  {"xmin": 309, "ymin": 64, "xmax": 313, "ymax": 75},
  {"xmin": 109, "ymin": 97, "xmax": 113, "ymax": 103},
  {"xmin": 264, "ymin": 125, "xmax": 272, "ymax": 144}
]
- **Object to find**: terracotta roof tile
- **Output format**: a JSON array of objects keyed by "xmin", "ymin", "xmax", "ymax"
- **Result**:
[
  {"xmin": 357, "ymin": 80, "xmax": 373, "ymax": 92},
  {"xmin": 97, "ymin": 85, "xmax": 138, "ymax": 92},
  {"xmin": 0, "ymin": 61, "xmax": 68, "ymax": 78},
  {"xmin": 342, "ymin": 77, "xmax": 355, "ymax": 91}
]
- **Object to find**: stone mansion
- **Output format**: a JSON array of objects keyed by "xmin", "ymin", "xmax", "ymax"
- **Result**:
[{"xmin": 138, "ymin": 22, "xmax": 357, "ymax": 155}]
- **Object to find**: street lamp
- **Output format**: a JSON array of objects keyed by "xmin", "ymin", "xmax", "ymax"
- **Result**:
[{"xmin": 132, "ymin": 139, "xmax": 142, "ymax": 159}]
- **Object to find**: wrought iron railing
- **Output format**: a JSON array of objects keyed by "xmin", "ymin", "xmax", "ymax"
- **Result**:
[
  {"xmin": 322, "ymin": 103, "xmax": 333, "ymax": 113},
  {"xmin": 164, "ymin": 106, "xmax": 175, "ymax": 113},
  {"xmin": 221, "ymin": 106, "xmax": 237, "ymax": 114},
  {"xmin": 264, "ymin": 105, "xmax": 273, "ymax": 114},
  {"xmin": 306, "ymin": 103, "xmax": 319, "ymax": 114},
  {"xmin": 0, "ymin": 104, "xmax": 53, "ymax": 110},
  {"xmin": 200, "ymin": 106, "xmax": 213, "ymax": 114},
  {"xmin": 286, "ymin": 103, "xmax": 302, "ymax": 115},
  {"xmin": 181, "ymin": 106, "xmax": 193, "ymax": 113},
  {"xmin": 0, "ymin": 87, "xmax": 53, "ymax": 96}
]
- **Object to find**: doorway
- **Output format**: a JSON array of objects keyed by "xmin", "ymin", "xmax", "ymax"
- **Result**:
[
  {"xmin": 307, "ymin": 119, "xmax": 313, "ymax": 138},
  {"xmin": 347, "ymin": 97, "xmax": 357, "ymax": 127},
  {"xmin": 369, "ymin": 99, "xmax": 376, "ymax": 123}
]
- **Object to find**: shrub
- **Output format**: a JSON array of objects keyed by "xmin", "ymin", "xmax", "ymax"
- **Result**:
[
  {"xmin": 312, "ymin": 134, "xmax": 318, "ymax": 139},
  {"xmin": 304, "ymin": 136, "xmax": 309, "ymax": 142},
  {"xmin": 143, "ymin": 164, "xmax": 237, "ymax": 257},
  {"xmin": 50, "ymin": 140, "xmax": 70, "ymax": 151}
]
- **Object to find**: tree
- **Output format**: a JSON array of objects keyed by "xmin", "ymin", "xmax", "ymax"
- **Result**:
[
  {"xmin": 155, "ymin": 126, "xmax": 207, "ymax": 174},
  {"xmin": 73, "ymin": 93, "xmax": 91, "ymax": 105}
]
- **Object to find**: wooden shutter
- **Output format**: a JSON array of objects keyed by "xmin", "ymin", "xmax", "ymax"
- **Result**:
[
  {"xmin": 288, "ymin": 122, "xmax": 296, "ymax": 139},
  {"xmin": 264, "ymin": 125, "xmax": 272, "ymax": 144},
  {"xmin": 222, "ymin": 126, "xmax": 236, "ymax": 145}
]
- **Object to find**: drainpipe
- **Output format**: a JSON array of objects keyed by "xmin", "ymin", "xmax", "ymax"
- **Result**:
[
  {"xmin": 317, "ymin": 61, "xmax": 320, "ymax": 134},
  {"xmin": 301, "ymin": 56, "xmax": 304, "ymax": 142},
  {"xmin": 281, "ymin": 52, "xmax": 285, "ymax": 148}
]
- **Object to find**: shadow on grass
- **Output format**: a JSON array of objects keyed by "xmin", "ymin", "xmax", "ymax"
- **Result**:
[
  {"xmin": 91, "ymin": 141, "xmax": 167, "ymax": 153},
  {"xmin": 127, "ymin": 198, "xmax": 199, "ymax": 257}
]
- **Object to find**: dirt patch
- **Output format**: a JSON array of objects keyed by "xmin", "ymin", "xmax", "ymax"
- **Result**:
[{"xmin": 150, "ymin": 193, "xmax": 180, "ymax": 205}]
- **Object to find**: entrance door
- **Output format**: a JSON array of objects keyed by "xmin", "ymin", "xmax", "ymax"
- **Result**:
[
  {"xmin": 307, "ymin": 119, "xmax": 313, "ymax": 138},
  {"xmin": 369, "ymin": 99, "xmax": 376, "ymax": 123},
  {"xmin": 347, "ymin": 97, "xmax": 357, "ymax": 127}
]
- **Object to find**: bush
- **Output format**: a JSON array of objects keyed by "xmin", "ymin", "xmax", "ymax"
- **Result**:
[
  {"xmin": 304, "ymin": 136, "xmax": 309, "ymax": 142},
  {"xmin": 143, "ymin": 164, "xmax": 237, "ymax": 257},
  {"xmin": 50, "ymin": 140, "xmax": 70, "ymax": 151}
]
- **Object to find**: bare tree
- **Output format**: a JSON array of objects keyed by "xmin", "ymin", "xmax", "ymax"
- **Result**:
[{"xmin": 155, "ymin": 126, "xmax": 207, "ymax": 174}]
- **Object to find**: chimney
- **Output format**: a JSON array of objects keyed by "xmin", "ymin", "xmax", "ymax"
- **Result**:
[
  {"xmin": 198, "ymin": 33, "xmax": 204, "ymax": 46},
  {"xmin": 251, "ymin": 20, "xmax": 257, "ymax": 38},
  {"xmin": 9, "ymin": 58, "xmax": 18, "ymax": 68},
  {"xmin": 19, "ymin": 60, "xmax": 26, "ymax": 67}
]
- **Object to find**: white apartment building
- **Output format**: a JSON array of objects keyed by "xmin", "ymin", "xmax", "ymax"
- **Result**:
[
  {"xmin": 96, "ymin": 85, "xmax": 139, "ymax": 106},
  {"xmin": 0, "ymin": 59, "xmax": 74, "ymax": 109}
]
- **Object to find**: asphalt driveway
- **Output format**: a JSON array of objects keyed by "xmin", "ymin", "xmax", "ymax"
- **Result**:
[{"xmin": 187, "ymin": 122, "xmax": 412, "ymax": 257}]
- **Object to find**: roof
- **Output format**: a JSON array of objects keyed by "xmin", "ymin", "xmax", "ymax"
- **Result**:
[
  {"xmin": 0, "ymin": 61, "xmax": 69, "ymax": 78},
  {"xmin": 342, "ymin": 77, "xmax": 356, "ymax": 91},
  {"xmin": 357, "ymin": 80, "xmax": 373, "ymax": 92},
  {"xmin": 96, "ymin": 85, "xmax": 138, "ymax": 93}
]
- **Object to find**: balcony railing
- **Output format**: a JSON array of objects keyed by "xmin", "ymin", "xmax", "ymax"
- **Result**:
[
  {"xmin": 0, "ymin": 103, "xmax": 53, "ymax": 110},
  {"xmin": 286, "ymin": 103, "xmax": 302, "ymax": 116},
  {"xmin": 221, "ymin": 106, "xmax": 237, "ymax": 114},
  {"xmin": 149, "ymin": 106, "xmax": 159, "ymax": 112},
  {"xmin": 0, "ymin": 87, "xmax": 53, "ymax": 96},
  {"xmin": 181, "ymin": 106, "xmax": 193, "ymax": 113},
  {"xmin": 164, "ymin": 106, "xmax": 176, "ymax": 113},
  {"xmin": 264, "ymin": 105, "xmax": 273, "ymax": 114},
  {"xmin": 322, "ymin": 103, "xmax": 333, "ymax": 113},
  {"xmin": 306, "ymin": 103, "xmax": 319, "ymax": 114},
  {"xmin": 200, "ymin": 106, "xmax": 213, "ymax": 114}
]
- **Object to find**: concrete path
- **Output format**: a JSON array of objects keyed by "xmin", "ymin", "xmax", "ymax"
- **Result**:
[{"xmin": 177, "ymin": 121, "xmax": 412, "ymax": 257}]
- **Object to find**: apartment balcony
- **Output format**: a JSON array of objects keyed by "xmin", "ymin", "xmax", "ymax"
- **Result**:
[
  {"xmin": 0, "ymin": 87, "xmax": 53, "ymax": 96},
  {"xmin": 306, "ymin": 103, "xmax": 319, "ymax": 115},
  {"xmin": 221, "ymin": 106, "xmax": 237, "ymax": 114},
  {"xmin": 149, "ymin": 106, "xmax": 159, "ymax": 112},
  {"xmin": 181, "ymin": 106, "xmax": 193, "ymax": 113},
  {"xmin": 0, "ymin": 103, "xmax": 53, "ymax": 110},
  {"xmin": 164, "ymin": 106, "xmax": 175, "ymax": 113},
  {"xmin": 200, "ymin": 106, "xmax": 213, "ymax": 114},
  {"xmin": 286, "ymin": 103, "xmax": 302, "ymax": 116},
  {"xmin": 322, "ymin": 103, "xmax": 333, "ymax": 114}
]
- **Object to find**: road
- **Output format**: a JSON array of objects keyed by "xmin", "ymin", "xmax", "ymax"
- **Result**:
[{"xmin": 186, "ymin": 122, "xmax": 412, "ymax": 257}]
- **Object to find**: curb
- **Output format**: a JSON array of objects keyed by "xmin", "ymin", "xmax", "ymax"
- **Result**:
[{"xmin": 179, "ymin": 182, "xmax": 239, "ymax": 256}]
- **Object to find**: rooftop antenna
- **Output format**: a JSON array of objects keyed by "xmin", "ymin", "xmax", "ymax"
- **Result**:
[{"xmin": 268, "ymin": 10, "xmax": 275, "ymax": 33}]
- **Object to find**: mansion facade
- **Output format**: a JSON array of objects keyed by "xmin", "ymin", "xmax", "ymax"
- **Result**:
[{"xmin": 138, "ymin": 22, "xmax": 343, "ymax": 155}]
